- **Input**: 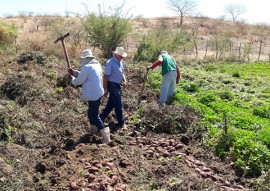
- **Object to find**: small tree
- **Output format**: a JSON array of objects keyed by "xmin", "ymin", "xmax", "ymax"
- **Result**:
[
  {"xmin": 167, "ymin": 0, "xmax": 197, "ymax": 27},
  {"xmin": 83, "ymin": 2, "xmax": 132, "ymax": 58},
  {"xmin": 224, "ymin": 3, "xmax": 246, "ymax": 22}
]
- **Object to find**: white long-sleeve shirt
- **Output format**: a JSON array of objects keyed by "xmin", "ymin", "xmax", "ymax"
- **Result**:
[{"xmin": 71, "ymin": 59, "xmax": 104, "ymax": 101}]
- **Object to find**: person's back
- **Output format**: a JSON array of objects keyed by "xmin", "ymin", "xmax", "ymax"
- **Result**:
[
  {"xmin": 79, "ymin": 60, "xmax": 103, "ymax": 101},
  {"xmin": 68, "ymin": 49, "xmax": 111, "ymax": 144},
  {"xmin": 161, "ymin": 54, "xmax": 176, "ymax": 76},
  {"xmin": 147, "ymin": 50, "xmax": 178, "ymax": 106}
]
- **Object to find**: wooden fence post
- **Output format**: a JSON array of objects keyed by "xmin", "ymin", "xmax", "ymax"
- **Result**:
[
  {"xmin": 258, "ymin": 39, "xmax": 263, "ymax": 61},
  {"xmin": 204, "ymin": 39, "xmax": 208, "ymax": 60},
  {"xmin": 238, "ymin": 43, "xmax": 242, "ymax": 60}
]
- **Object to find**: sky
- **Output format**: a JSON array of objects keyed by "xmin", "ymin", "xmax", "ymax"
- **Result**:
[{"xmin": 0, "ymin": 0, "xmax": 269, "ymax": 25}]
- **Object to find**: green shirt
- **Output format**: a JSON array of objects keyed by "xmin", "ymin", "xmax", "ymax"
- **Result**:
[{"xmin": 161, "ymin": 54, "xmax": 176, "ymax": 76}]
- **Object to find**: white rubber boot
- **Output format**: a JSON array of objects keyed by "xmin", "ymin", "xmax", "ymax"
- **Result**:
[
  {"xmin": 100, "ymin": 127, "xmax": 111, "ymax": 144},
  {"xmin": 89, "ymin": 124, "xmax": 98, "ymax": 135}
]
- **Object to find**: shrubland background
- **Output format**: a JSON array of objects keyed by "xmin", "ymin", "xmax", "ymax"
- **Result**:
[{"xmin": 0, "ymin": 6, "xmax": 270, "ymax": 190}]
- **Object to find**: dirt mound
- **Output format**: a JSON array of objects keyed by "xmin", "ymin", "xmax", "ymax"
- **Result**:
[{"xmin": 0, "ymin": 54, "xmax": 255, "ymax": 190}]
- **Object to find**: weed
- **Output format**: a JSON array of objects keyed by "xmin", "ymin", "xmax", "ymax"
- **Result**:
[
  {"xmin": 182, "ymin": 82, "xmax": 198, "ymax": 92},
  {"xmin": 232, "ymin": 71, "xmax": 240, "ymax": 78},
  {"xmin": 196, "ymin": 92, "xmax": 216, "ymax": 106},
  {"xmin": 148, "ymin": 181, "xmax": 158, "ymax": 190},
  {"xmin": 253, "ymin": 106, "xmax": 270, "ymax": 119},
  {"xmin": 205, "ymin": 64, "xmax": 216, "ymax": 71},
  {"xmin": 255, "ymin": 170, "xmax": 270, "ymax": 191},
  {"xmin": 219, "ymin": 90, "xmax": 234, "ymax": 101},
  {"xmin": 48, "ymin": 71, "xmax": 57, "ymax": 79}
]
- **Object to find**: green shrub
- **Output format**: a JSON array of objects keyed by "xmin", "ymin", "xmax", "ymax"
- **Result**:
[
  {"xmin": 83, "ymin": 3, "xmax": 132, "ymax": 58},
  {"xmin": 222, "ymin": 79, "xmax": 233, "ymax": 84},
  {"xmin": 219, "ymin": 90, "xmax": 234, "ymax": 101},
  {"xmin": 133, "ymin": 29, "xmax": 188, "ymax": 62},
  {"xmin": 230, "ymin": 138, "xmax": 270, "ymax": 177},
  {"xmin": 0, "ymin": 21, "xmax": 18, "ymax": 53},
  {"xmin": 232, "ymin": 71, "xmax": 240, "ymax": 78},
  {"xmin": 215, "ymin": 134, "xmax": 231, "ymax": 159},
  {"xmin": 258, "ymin": 128, "xmax": 270, "ymax": 149},
  {"xmin": 133, "ymin": 38, "xmax": 160, "ymax": 63},
  {"xmin": 261, "ymin": 88, "xmax": 270, "ymax": 93},
  {"xmin": 205, "ymin": 64, "xmax": 216, "ymax": 71},
  {"xmin": 182, "ymin": 82, "xmax": 198, "ymax": 92},
  {"xmin": 253, "ymin": 106, "xmax": 270, "ymax": 119},
  {"xmin": 197, "ymin": 92, "xmax": 216, "ymax": 106},
  {"xmin": 233, "ymin": 100, "xmax": 248, "ymax": 108}
]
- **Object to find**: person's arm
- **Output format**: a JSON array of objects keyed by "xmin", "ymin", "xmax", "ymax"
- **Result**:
[
  {"xmin": 171, "ymin": 56, "xmax": 180, "ymax": 84},
  {"xmin": 71, "ymin": 67, "xmax": 88, "ymax": 86},
  {"xmin": 103, "ymin": 74, "xmax": 109, "ymax": 97},
  {"xmin": 103, "ymin": 60, "xmax": 112, "ymax": 97},
  {"xmin": 147, "ymin": 54, "xmax": 163, "ymax": 70},
  {"xmin": 176, "ymin": 65, "xmax": 180, "ymax": 84},
  {"xmin": 149, "ymin": 60, "xmax": 162, "ymax": 69},
  {"xmin": 122, "ymin": 73, "xmax": 127, "ymax": 89}
]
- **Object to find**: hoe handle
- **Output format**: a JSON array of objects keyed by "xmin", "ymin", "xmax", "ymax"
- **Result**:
[
  {"xmin": 54, "ymin": 33, "xmax": 71, "ymax": 68},
  {"xmin": 61, "ymin": 40, "xmax": 71, "ymax": 68}
]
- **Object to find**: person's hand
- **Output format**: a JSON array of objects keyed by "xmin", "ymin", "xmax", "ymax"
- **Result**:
[
  {"xmin": 122, "ymin": 81, "xmax": 127, "ymax": 89},
  {"xmin": 103, "ymin": 90, "xmax": 108, "ymax": 98},
  {"xmin": 70, "ymin": 76, "xmax": 75, "ymax": 82},
  {"xmin": 68, "ymin": 68, "xmax": 74, "ymax": 76}
]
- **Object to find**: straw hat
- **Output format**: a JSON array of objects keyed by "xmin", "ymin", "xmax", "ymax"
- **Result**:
[
  {"xmin": 113, "ymin": 47, "xmax": 127, "ymax": 57},
  {"xmin": 160, "ymin": 50, "xmax": 168, "ymax": 55},
  {"xmin": 81, "ymin": 49, "xmax": 95, "ymax": 58}
]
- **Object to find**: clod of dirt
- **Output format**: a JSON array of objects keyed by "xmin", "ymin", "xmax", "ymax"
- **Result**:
[
  {"xmin": 180, "ymin": 134, "xmax": 190, "ymax": 145},
  {"xmin": 63, "ymin": 139, "xmax": 76, "ymax": 151},
  {"xmin": 119, "ymin": 158, "xmax": 130, "ymax": 168},
  {"xmin": 16, "ymin": 133, "xmax": 27, "ymax": 145},
  {"xmin": 35, "ymin": 162, "xmax": 46, "ymax": 173},
  {"xmin": 50, "ymin": 176, "xmax": 58, "ymax": 186},
  {"xmin": 140, "ymin": 95, "xmax": 147, "ymax": 100},
  {"xmin": 0, "ymin": 132, "xmax": 8, "ymax": 141},
  {"xmin": 48, "ymin": 145, "xmax": 57, "ymax": 155},
  {"xmin": 128, "ymin": 130, "xmax": 140, "ymax": 137}
]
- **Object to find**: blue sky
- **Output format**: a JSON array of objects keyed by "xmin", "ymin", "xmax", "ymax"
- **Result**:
[{"xmin": 0, "ymin": 0, "xmax": 269, "ymax": 24}]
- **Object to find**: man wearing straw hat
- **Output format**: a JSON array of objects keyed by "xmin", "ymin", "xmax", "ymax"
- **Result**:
[
  {"xmin": 100, "ymin": 47, "xmax": 128, "ymax": 130},
  {"xmin": 68, "ymin": 49, "xmax": 111, "ymax": 144}
]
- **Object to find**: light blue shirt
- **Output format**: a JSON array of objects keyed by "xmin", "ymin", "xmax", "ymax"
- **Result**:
[
  {"xmin": 104, "ymin": 56, "xmax": 124, "ymax": 84},
  {"xmin": 71, "ymin": 59, "xmax": 104, "ymax": 101}
]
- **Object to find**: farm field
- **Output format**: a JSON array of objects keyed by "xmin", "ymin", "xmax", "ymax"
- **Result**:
[
  {"xmin": 0, "ymin": 51, "xmax": 270, "ymax": 190},
  {"xmin": 1, "ymin": 14, "xmax": 270, "ymax": 191},
  {"xmin": 171, "ymin": 62, "xmax": 270, "ymax": 177}
]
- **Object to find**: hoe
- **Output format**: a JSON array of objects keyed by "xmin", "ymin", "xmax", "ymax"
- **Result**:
[{"xmin": 54, "ymin": 32, "xmax": 71, "ymax": 68}]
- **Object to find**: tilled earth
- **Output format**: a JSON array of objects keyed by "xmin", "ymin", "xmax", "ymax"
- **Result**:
[{"xmin": 0, "ymin": 53, "xmax": 255, "ymax": 190}]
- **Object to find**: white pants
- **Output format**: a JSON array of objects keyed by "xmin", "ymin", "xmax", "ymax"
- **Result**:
[{"xmin": 160, "ymin": 71, "xmax": 177, "ymax": 105}]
